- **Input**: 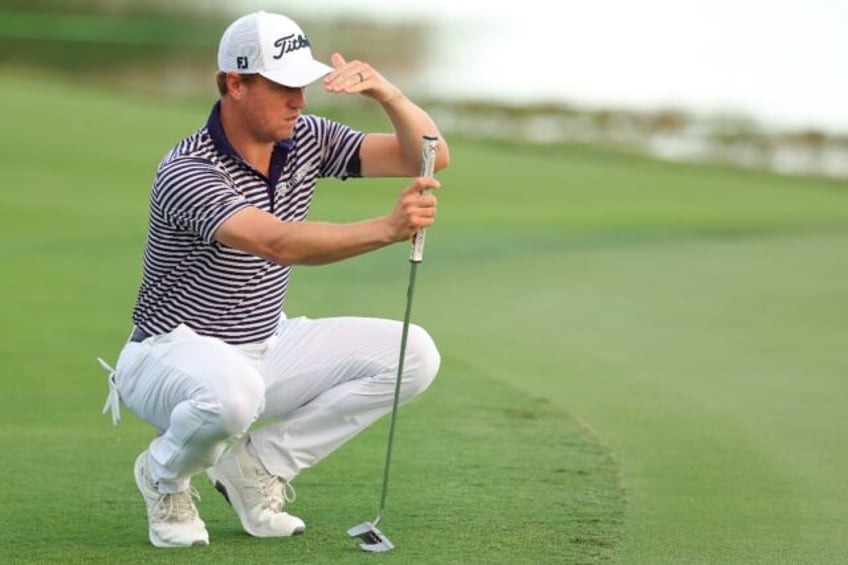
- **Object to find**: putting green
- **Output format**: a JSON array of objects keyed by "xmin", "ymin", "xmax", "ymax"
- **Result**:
[
  {"xmin": 408, "ymin": 227, "xmax": 848, "ymax": 563},
  {"xmin": 0, "ymin": 73, "xmax": 624, "ymax": 563},
  {"xmin": 2, "ymin": 71, "xmax": 846, "ymax": 563}
]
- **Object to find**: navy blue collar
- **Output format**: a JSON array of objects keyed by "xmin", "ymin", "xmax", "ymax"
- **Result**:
[{"xmin": 206, "ymin": 101, "xmax": 293, "ymax": 188}]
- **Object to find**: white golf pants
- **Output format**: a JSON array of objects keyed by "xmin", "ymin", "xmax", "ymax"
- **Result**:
[{"xmin": 111, "ymin": 316, "xmax": 440, "ymax": 493}]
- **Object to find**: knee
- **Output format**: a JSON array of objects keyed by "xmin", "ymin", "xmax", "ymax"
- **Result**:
[
  {"xmin": 401, "ymin": 324, "xmax": 441, "ymax": 398},
  {"xmin": 203, "ymin": 370, "xmax": 265, "ymax": 437}
]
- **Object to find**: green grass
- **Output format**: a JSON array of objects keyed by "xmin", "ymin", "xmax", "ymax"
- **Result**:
[
  {"xmin": 1, "ymin": 72, "xmax": 847, "ymax": 563},
  {"xmin": 0, "ymin": 368, "xmax": 621, "ymax": 564}
]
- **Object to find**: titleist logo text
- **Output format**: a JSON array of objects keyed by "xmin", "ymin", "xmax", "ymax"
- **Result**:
[{"xmin": 273, "ymin": 34, "xmax": 310, "ymax": 59}]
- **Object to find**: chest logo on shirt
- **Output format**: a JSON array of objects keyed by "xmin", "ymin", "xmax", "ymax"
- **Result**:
[{"xmin": 276, "ymin": 164, "xmax": 312, "ymax": 198}]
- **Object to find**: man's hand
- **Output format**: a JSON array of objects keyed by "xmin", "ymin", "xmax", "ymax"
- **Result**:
[
  {"xmin": 384, "ymin": 176, "xmax": 440, "ymax": 242},
  {"xmin": 322, "ymin": 53, "xmax": 402, "ymax": 104}
]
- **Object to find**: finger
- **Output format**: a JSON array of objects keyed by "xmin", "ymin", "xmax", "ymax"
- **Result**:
[
  {"xmin": 330, "ymin": 52, "xmax": 346, "ymax": 69},
  {"xmin": 402, "ymin": 195, "xmax": 436, "ymax": 220},
  {"xmin": 342, "ymin": 66, "xmax": 372, "ymax": 91},
  {"xmin": 415, "ymin": 213, "xmax": 436, "ymax": 228},
  {"xmin": 323, "ymin": 53, "xmax": 347, "ymax": 87},
  {"xmin": 409, "ymin": 177, "xmax": 440, "ymax": 194},
  {"xmin": 417, "ymin": 204, "xmax": 437, "ymax": 218},
  {"xmin": 324, "ymin": 60, "xmax": 371, "ymax": 92},
  {"xmin": 413, "ymin": 190, "xmax": 437, "ymax": 206}
]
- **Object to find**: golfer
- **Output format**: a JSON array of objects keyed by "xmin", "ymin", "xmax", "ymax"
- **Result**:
[{"xmin": 98, "ymin": 10, "xmax": 449, "ymax": 548}]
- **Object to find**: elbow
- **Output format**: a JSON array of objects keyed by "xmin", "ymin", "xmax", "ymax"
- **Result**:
[
  {"xmin": 254, "ymin": 241, "xmax": 299, "ymax": 267},
  {"xmin": 435, "ymin": 139, "xmax": 451, "ymax": 172},
  {"xmin": 264, "ymin": 244, "xmax": 329, "ymax": 267}
]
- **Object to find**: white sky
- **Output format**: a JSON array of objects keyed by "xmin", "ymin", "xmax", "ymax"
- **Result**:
[{"xmin": 232, "ymin": 0, "xmax": 848, "ymax": 132}]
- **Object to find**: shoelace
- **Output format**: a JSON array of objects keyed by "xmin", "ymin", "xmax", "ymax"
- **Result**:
[
  {"xmin": 155, "ymin": 485, "xmax": 202, "ymax": 523},
  {"xmin": 256, "ymin": 473, "xmax": 296, "ymax": 512},
  {"xmin": 97, "ymin": 358, "xmax": 121, "ymax": 426}
]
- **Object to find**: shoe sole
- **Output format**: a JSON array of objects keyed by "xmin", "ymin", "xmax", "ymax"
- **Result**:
[{"xmin": 149, "ymin": 533, "xmax": 210, "ymax": 548}]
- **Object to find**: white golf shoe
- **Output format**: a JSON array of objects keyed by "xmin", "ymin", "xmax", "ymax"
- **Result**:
[
  {"xmin": 133, "ymin": 450, "xmax": 209, "ymax": 548},
  {"xmin": 207, "ymin": 437, "xmax": 305, "ymax": 537}
]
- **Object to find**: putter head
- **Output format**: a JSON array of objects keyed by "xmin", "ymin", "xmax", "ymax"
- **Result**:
[{"xmin": 347, "ymin": 521, "xmax": 395, "ymax": 552}]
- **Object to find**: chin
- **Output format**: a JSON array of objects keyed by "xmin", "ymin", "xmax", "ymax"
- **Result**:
[{"xmin": 277, "ymin": 125, "xmax": 296, "ymax": 139}]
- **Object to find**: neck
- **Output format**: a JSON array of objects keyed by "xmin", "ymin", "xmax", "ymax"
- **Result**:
[{"xmin": 219, "ymin": 99, "xmax": 273, "ymax": 176}]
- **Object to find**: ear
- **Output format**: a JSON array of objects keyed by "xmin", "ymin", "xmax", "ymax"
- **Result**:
[{"xmin": 227, "ymin": 73, "xmax": 248, "ymax": 99}]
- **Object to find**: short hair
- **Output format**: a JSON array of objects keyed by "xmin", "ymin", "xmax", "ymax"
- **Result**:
[{"xmin": 216, "ymin": 71, "xmax": 259, "ymax": 96}]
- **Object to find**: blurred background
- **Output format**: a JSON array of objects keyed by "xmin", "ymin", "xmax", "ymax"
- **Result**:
[
  {"xmin": 2, "ymin": 0, "xmax": 847, "ymax": 178},
  {"xmin": 3, "ymin": 3, "xmax": 847, "ymax": 563}
]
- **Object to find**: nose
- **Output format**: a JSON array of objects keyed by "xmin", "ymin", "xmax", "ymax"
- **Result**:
[{"xmin": 288, "ymin": 87, "xmax": 306, "ymax": 109}]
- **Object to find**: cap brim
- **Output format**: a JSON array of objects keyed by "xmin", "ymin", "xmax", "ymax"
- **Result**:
[{"xmin": 260, "ymin": 60, "xmax": 333, "ymax": 88}]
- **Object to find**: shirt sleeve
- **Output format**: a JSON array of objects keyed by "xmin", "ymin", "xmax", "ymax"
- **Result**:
[
  {"xmin": 151, "ymin": 157, "xmax": 251, "ymax": 243},
  {"xmin": 298, "ymin": 115, "xmax": 366, "ymax": 180}
]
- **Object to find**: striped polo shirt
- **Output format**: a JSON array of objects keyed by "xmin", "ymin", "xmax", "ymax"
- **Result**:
[{"xmin": 132, "ymin": 102, "xmax": 365, "ymax": 344}]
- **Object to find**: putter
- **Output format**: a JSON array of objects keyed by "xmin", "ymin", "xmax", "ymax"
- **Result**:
[{"xmin": 347, "ymin": 135, "xmax": 439, "ymax": 552}]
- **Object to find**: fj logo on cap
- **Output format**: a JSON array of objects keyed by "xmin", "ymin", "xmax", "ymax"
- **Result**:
[
  {"xmin": 237, "ymin": 56, "xmax": 249, "ymax": 70},
  {"xmin": 273, "ymin": 34, "xmax": 311, "ymax": 59}
]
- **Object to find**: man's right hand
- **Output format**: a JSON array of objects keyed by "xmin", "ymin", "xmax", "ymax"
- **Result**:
[{"xmin": 384, "ymin": 176, "xmax": 440, "ymax": 242}]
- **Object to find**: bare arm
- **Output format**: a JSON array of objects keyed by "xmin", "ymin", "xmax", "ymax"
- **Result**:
[
  {"xmin": 214, "ymin": 177, "xmax": 439, "ymax": 266},
  {"xmin": 322, "ymin": 53, "xmax": 451, "ymax": 177}
]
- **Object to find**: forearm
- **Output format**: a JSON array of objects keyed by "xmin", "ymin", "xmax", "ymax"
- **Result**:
[
  {"xmin": 215, "ymin": 180, "xmax": 437, "ymax": 266},
  {"xmin": 263, "ymin": 217, "xmax": 395, "ymax": 266},
  {"xmin": 379, "ymin": 94, "xmax": 449, "ymax": 173}
]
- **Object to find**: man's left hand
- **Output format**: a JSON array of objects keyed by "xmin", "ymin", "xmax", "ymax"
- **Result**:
[{"xmin": 322, "ymin": 53, "xmax": 401, "ymax": 104}]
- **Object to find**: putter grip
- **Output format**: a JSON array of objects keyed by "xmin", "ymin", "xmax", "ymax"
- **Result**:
[{"xmin": 410, "ymin": 135, "xmax": 439, "ymax": 262}]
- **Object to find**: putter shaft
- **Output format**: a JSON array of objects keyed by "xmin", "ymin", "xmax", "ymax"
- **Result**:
[
  {"xmin": 348, "ymin": 135, "xmax": 439, "ymax": 552},
  {"xmin": 374, "ymin": 259, "xmax": 420, "ymax": 523}
]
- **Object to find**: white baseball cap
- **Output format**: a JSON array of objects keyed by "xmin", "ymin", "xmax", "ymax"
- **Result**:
[{"xmin": 217, "ymin": 11, "xmax": 332, "ymax": 88}]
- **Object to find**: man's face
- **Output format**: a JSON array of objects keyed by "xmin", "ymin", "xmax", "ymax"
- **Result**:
[{"xmin": 238, "ymin": 75, "xmax": 306, "ymax": 142}]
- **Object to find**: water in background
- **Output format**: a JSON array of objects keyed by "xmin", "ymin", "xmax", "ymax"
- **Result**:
[
  {"xmin": 239, "ymin": 0, "xmax": 848, "ymax": 135},
  {"xmin": 226, "ymin": 0, "xmax": 848, "ymax": 178},
  {"xmin": 4, "ymin": 1, "xmax": 844, "ymax": 177}
]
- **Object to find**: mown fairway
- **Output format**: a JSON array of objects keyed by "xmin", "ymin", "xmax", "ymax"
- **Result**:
[{"xmin": 1, "ymin": 73, "xmax": 846, "ymax": 564}]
